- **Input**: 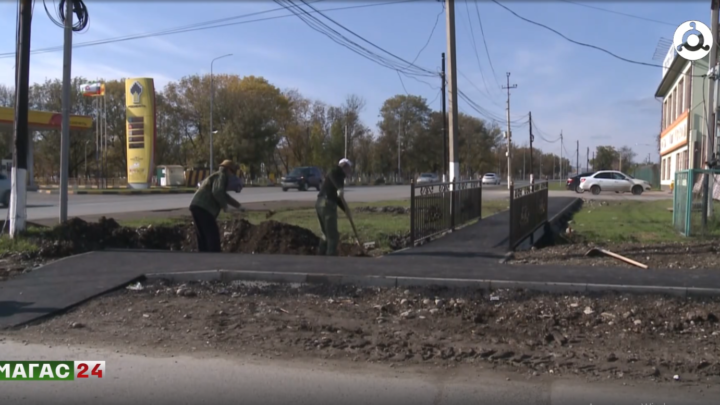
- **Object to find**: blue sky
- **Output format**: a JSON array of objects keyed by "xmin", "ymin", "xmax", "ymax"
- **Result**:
[{"xmin": 0, "ymin": 0, "xmax": 711, "ymax": 164}]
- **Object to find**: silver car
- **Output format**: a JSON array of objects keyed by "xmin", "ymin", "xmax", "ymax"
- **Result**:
[
  {"xmin": 416, "ymin": 173, "xmax": 440, "ymax": 184},
  {"xmin": 482, "ymin": 173, "xmax": 501, "ymax": 185},
  {"xmin": 0, "ymin": 172, "xmax": 10, "ymax": 207},
  {"xmin": 579, "ymin": 170, "xmax": 652, "ymax": 195}
]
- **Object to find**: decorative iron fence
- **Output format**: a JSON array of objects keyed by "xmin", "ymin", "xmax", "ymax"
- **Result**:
[
  {"xmin": 409, "ymin": 179, "xmax": 482, "ymax": 245},
  {"xmin": 673, "ymin": 169, "xmax": 720, "ymax": 237},
  {"xmin": 509, "ymin": 182, "xmax": 549, "ymax": 249}
]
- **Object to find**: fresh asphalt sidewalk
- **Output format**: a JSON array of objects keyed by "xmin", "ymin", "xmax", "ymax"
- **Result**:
[{"xmin": 0, "ymin": 340, "xmax": 715, "ymax": 405}]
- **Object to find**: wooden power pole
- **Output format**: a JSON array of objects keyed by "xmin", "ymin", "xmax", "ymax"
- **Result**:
[{"xmin": 445, "ymin": 0, "xmax": 460, "ymax": 183}]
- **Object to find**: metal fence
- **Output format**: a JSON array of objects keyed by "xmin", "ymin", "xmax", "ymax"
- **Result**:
[
  {"xmin": 509, "ymin": 182, "xmax": 549, "ymax": 249},
  {"xmin": 631, "ymin": 164, "xmax": 661, "ymax": 190},
  {"xmin": 409, "ymin": 179, "xmax": 482, "ymax": 245},
  {"xmin": 673, "ymin": 169, "xmax": 720, "ymax": 237}
]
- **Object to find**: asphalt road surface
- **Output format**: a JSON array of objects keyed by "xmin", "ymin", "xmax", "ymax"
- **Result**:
[
  {"xmin": 0, "ymin": 340, "xmax": 714, "ymax": 405},
  {"xmin": 0, "ymin": 185, "xmax": 671, "ymax": 222}
]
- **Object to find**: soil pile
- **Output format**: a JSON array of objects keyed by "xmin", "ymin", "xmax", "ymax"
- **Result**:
[
  {"xmin": 30, "ymin": 217, "xmax": 368, "ymax": 259},
  {"xmin": 14, "ymin": 281, "xmax": 720, "ymax": 384},
  {"xmin": 36, "ymin": 217, "xmax": 190, "ymax": 258}
]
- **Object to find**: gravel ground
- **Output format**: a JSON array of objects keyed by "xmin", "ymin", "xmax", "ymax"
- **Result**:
[
  {"xmin": 510, "ymin": 241, "xmax": 719, "ymax": 269},
  {"xmin": 6, "ymin": 280, "xmax": 720, "ymax": 385}
]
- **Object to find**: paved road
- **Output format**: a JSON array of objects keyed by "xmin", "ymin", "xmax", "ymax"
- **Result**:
[
  {"xmin": 0, "ymin": 340, "xmax": 714, "ymax": 405},
  {"xmin": 0, "ymin": 185, "xmax": 671, "ymax": 222}
]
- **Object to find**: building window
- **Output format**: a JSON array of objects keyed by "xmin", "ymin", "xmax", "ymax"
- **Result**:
[
  {"xmin": 677, "ymin": 78, "xmax": 684, "ymax": 113},
  {"xmin": 686, "ymin": 71, "xmax": 692, "ymax": 112},
  {"xmin": 663, "ymin": 100, "xmax": 668, "ymax": 129},
  {"xmin": 684, "ymin": 150, "xmax": 689, "ymax": 169}
]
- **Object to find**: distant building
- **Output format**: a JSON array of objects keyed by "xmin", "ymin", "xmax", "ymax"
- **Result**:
[{"xmin": 654, "ymin": 46, "xmax": 709, "ymax": 186}]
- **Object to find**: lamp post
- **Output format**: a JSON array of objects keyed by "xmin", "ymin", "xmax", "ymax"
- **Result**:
[{"xmin": 210, "ymin": 53, "xmax": 232, "ymax": 171}]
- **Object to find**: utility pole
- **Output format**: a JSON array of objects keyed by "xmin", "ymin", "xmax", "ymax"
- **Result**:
[
  {"xmin": 586, "ymin": 147, "xmax": 589, "ymax": 172},
  {"xmin": 59, "ymin": 0, "xmax": 73, "ymax": 223},
  {"xmin": 529, "ymin": 111, "xmax": 534, "ymax": 184},
  {"xmin": 10, "ymin": 0, "xmax": 32, "ymax": 237},
  {"xmin": 576, "ymin": 140, "xmax": 579, "ymax": 176},
  {"xmin": 502, "ymin": 72, "xmax": 517, "ymax": 189},
  {"xmin": 397, "ymin": 121, "xmax": 402, "ymax": 181},
  {"xmin": 703, "ymin": 0, "xmax": 720, "ymax": 226},
  {"xmin": 445, "ymin": 0, "xmax": 460, "ymax": 183},
  {"xmin": 559, "ymin": 131, "xmax": 563, "ymax": 180},
  {"xmin": 592, "ymin": 151, "xmax": 595, "ymax": 170},
  {"xmin": 344, "ymin": 123, "xmax": 348, "ymax": 159},
  {"xmin": 441, "ymin": 52, "xmax": 448, "ymax": 181}
]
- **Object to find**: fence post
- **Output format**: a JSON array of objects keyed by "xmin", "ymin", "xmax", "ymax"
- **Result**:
[
  {"xmin": 686, "ymin": 170, "xmax": 693, "ymax": 236},
  {"xmin": 410, "ymin": 180, "xmax": 416, "ymax": 246},
  {"xmin": 509, "ymin": 184, "xmax": 514, "ymax": 250},
  {"xmin": 450, "ymin": 177, "xmax": 456, "ymax": 231}
]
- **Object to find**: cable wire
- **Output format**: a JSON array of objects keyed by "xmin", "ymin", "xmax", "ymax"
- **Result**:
[
  {"xmin": 44, "ymin": 0, "xmax": 89, "ymax": 32},
  {"xmin": 491, "ymin": 0, "xmax": 708, "ymax": 77},
  {"xmin": 462, "ymin": 0, "xmax": 494, "ymax": 99},
  {"xmin": 411, "ymin": 6, "xmax": 444, "ymax": 65},
  {"xmin": 0, "ymin": 0, "xmax": 417, "ymax": 59},
  {"xmin": 557, "ymin": 0, "xmax": 676, "ymax": 27},
  {"xmin": 472, "ymin": 0, "xmax": 501, "ymax": 88}
]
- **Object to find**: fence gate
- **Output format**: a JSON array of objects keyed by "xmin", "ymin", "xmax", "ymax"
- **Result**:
[
  {"xmin": 409, "ymin": 179, "xmax": 482, "ymax": 245},
  {"xmin": 508, "ymin": 182, "xmax": 549, "ymax": 249},
  {"xmin": 673, "ymin": 169, "xmax": 720, "ymax": 237}
]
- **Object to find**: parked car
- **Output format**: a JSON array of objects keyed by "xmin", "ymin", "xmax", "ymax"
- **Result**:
[
  {"xmin": 416, "ymin": 173, "xmax": 440, "ymax": 184},
  {"xmin": 578, "ymin": 170, "xmax": 652, "ymax": 195},
  {"xmin": 482, "ymin": 173, "xmax": 501, "ymax": 185},
  {"xmin": 281, "ymin": 166, "xmax": 324, "ymax": 192},
  {"xmin": 0, "ymin": 172, "xmax": 9, "ymax": 207},
  {"xmin": 567, "ymin": 171, "xmax": 596, "ymax": 193}
]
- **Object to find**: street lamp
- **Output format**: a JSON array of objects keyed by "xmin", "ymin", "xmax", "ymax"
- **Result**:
[{"xmin": 210, "ymin": 53, "xmax": 233, "ymax": 171}]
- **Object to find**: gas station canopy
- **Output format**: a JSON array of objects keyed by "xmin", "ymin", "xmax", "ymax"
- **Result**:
[{"xmin": 0, "ymin": 106, "xmax": 93, "ymax": 131}]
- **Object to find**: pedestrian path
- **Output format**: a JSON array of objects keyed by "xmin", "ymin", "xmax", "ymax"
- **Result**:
[{"xmin": 390, "ymin": 197, "xmax": 578, "ymax": 259}]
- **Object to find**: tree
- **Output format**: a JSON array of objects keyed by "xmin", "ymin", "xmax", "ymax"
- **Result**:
[
  {"xmin": 618, "ymin": 145, "xmax": 636, "ymax": 169},
  {"xmin": 593, "ymin": 146, "xmax": 619, "ymax": 171}
]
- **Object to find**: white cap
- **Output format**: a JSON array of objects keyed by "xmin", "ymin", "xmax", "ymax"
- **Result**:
[{"xmin": 338, "ymin": 158, "xmax": 352, "ymax": 167}]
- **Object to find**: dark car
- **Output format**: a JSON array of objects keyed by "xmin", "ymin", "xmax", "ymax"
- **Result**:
[
  {"xmin": 281, "ymin": 166, "xmax": 324, "ymax": 192},
  {"xmin": 567, "ymin": 171, "xmax": 596, "ymax": 192}
]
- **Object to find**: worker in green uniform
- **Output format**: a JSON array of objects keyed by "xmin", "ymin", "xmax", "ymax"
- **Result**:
[
  {"xmin": 315, "ymin": 158, "xmax": 353, "ymax": 256},
  {"xmin": 189, "ymin": 159, "xmax": 244, "ymax": 252}
]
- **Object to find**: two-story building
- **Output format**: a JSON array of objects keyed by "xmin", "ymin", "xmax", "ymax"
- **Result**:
[{"xmin": 654, "ymin": 45, "xmax": 709, "ymax": 186}]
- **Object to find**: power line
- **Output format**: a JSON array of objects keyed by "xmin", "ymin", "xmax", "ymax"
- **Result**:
[
  {"xmin": 0, "ymin": 0, "xmax": 419, "ymax": 59},
  {"xmin": 491, "ymin": 0, "xmax": 707, "ymax": 77},
  {"xmin": 558, "ymin": 0, "xmax": 677, "ymax": 27},
  {"xmin": 462, "ymin": 0, "xmax": 494, "ymax": 98},
  {"xmin": 290, "ymin": 0, "xmax": 436, "ymax": 76},
  {"xmin": 472, "ymin": 0, "xmax": 501, "ymax": 88},
  {"xmin": 411, "ymin": 6, "xmax": 444, "ymax": 64}
]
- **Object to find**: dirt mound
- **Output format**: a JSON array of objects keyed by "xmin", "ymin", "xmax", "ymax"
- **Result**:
[
  {"xmin": 220, "ymin": 219, "xmax": 318, "ymax": 255},
  {"xmin": 31, "ymin": 217, "xmax": 368, "ymax": 259},
  {"xmin": 36, "ymin": 217, "xmax": 191, "ymax": 258}
]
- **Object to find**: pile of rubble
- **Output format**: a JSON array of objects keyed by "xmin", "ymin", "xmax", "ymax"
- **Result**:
[{"xmin": 14, "ymin": 281, "xmax": 720, "ymax": 384}]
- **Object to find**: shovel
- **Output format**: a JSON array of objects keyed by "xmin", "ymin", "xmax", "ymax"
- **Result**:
[{"xmin": 339, "ymin": 194, "xmax": 365, "ymax": 253}]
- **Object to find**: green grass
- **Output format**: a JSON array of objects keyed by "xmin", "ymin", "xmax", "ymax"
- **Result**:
[
  {"xmin": 547, "ymin": 181, "xmax": 567, "ymax": 191},
  {"xmin": 569, "ymin": 199, "xmax": 682, "ymax": 243},
  {"xmin": 0, "ymin": 235, "xmax": 39, "ymax": 255}
]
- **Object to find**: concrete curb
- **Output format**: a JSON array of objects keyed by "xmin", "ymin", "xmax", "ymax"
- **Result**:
[
  {"xmin": 37, "ymin": 189, "xmax": 196, "ymax": 195},
  {"xmin": 143, "ymin": 269, "xmax": 720, "ymax": 297}
]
